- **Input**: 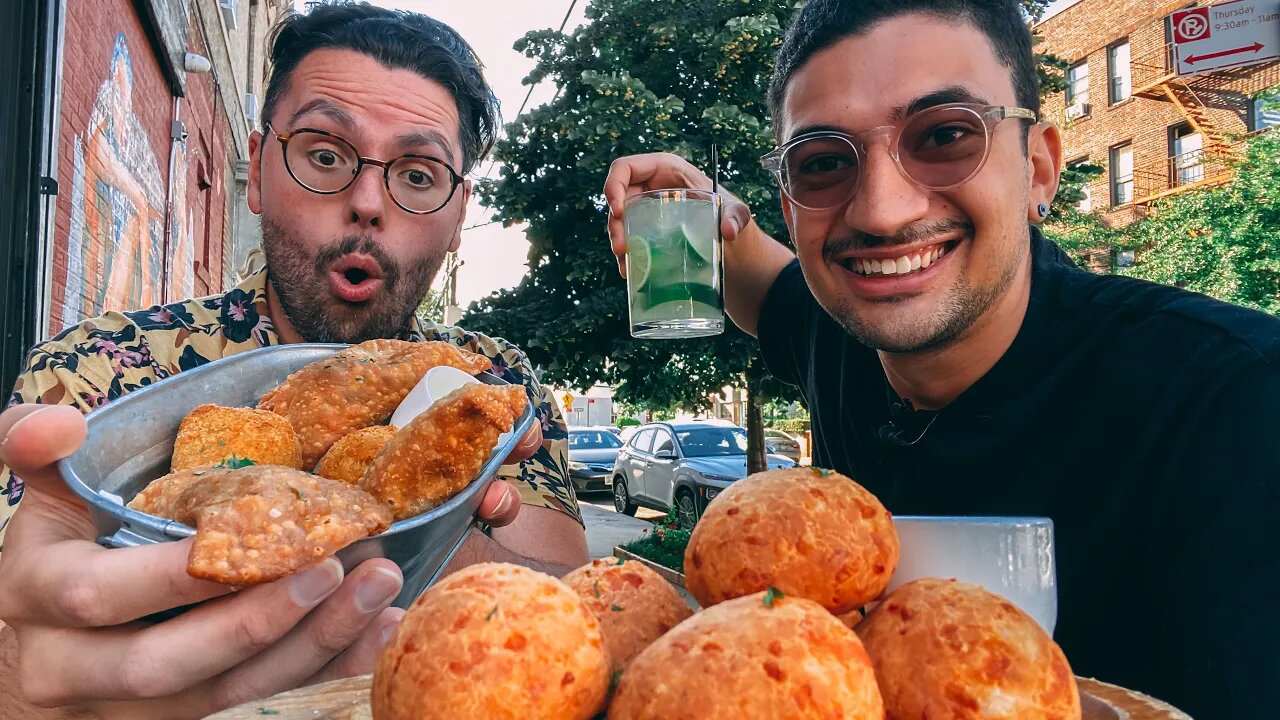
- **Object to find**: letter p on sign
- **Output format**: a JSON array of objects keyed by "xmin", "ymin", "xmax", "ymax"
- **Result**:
[{"xmin": 1173, "ymin": 7, "xmax": 1211, "ymax": 43}]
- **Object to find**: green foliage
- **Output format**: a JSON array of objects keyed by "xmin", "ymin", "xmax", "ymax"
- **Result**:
[
  {"xmin": 1119, "ymin": 131, "xmax": 1280, "ymax": 315},
  {"xmin": 620, "ymin": 508, "xmax": 691, "ymax": 572},
  {"xmin": 1043, "ymin": 130, "xmax": 1280, "ymax": 316},
  {"xmin": 616, "ymin": 416, "xmax": 641, "ymax": 428},
  {"xmin": 768, "ymin": 418, "xmax": 810, "ymax": 434},
  {"xmin": 416, "ymin": 287, "xmax": 444, "ymax": 325}
]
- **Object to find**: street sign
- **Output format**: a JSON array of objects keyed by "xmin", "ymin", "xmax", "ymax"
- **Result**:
[{"xmin": 1173, "ymin": 0, "xmax": 1280, "ymax": 77}]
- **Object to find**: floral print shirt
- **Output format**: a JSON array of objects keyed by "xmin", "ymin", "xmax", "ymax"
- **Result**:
[{"xmin": 0, "ymin": 269, "xmax": 580, "ymax": 548}]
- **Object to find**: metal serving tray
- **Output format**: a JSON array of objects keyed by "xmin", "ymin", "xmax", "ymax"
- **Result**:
[{"xmin": 57, "ymin": 343, "xmax": 536, "ymax": 610}]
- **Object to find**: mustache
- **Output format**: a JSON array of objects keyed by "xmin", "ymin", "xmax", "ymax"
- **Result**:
[
  {"xmin": 823, "ymin": 219, "xmax": 973, "ymax": 261},
  {"xmin": 314, "ymin": 235, "xmax": 402, "ymax": 289}
]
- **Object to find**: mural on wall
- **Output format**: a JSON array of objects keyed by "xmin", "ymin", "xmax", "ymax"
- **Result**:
[{"xmin": 62, "ymin": 34, "xmax": 168, "ymax": 330}]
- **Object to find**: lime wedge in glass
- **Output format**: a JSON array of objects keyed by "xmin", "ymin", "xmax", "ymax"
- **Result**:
[{"xmin": 627, "ymin": 234, "xmax": 652, "ymax": 290}]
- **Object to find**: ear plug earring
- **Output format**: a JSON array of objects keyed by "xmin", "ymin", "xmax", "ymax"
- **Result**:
[{"xmin": 1037, "ymin": 203, "xmax": 1050, "ymax": 219}]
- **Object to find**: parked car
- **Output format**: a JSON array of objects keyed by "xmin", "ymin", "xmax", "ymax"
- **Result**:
[
  {"xmin": 764, "ymin": 428, "xmax": 803, "ymax": 464},
  {"xmin": 611, "ymin": 419, "xmax": 796, "ymax": 529},
  {"xmin": 567, "ymin": 427, "xmax": 625, "ymax": 492},
  {"xmin": 603, "ymin": 426, "xmax": 623, "ymax": 436}
]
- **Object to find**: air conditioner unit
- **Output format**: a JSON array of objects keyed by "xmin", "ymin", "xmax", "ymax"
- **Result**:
[
  {"xmin": 219, "ymin": 0, "xmax": 238, "ymax": 30},
  {"xmin": 1065, "ymin": 102, "xmax": 1091, "ymax": 120},
  {"xmin": 244, "ymin": 93, "xmax": 258, "ymax": 125}
]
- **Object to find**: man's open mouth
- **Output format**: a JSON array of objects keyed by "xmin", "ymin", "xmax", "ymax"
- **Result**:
[
  {"xmin": 837, "ymin": 239, "xmax": 961, "ymax": 278},
  {"xmin": 327, "ymin": 254, "xmax": 386, "ymax": 303}
]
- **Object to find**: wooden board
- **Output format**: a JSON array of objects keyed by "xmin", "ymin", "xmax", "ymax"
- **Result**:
[{"xmin": 211, "ymin": 674, "xmax": 1192, "ymax": 720}]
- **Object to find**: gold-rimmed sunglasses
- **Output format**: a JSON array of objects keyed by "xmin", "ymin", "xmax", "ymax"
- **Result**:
[{"xmin": 761, "ymin": 103, "xmax": 1037, "ymax": 211}]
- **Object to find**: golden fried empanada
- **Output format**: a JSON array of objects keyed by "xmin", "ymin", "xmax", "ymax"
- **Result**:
[{"xmin": 258, "ymin": 340, "xmax": 491, "ymax": 468}]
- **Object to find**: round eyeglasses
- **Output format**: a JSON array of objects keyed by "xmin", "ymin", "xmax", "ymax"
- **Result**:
[
  {"xmin": 267, "ymin": 126, "xmax": 464, "ymax": 215},
  {"xmin": 760, "ymin": 103, "xmax": 1037, "ymax": 211}
]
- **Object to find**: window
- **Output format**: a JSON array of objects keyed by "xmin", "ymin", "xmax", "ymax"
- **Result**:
[
  {"xmin": 1067, "ymin": 158, "xmax": 1093, "ymax": 213},
  {"xmin": 1252, "ymin": 93, "xmax": 1280, "ymax": 131},
  {"xmin": 568, "ymin": 430, "xmax": 622, "ymax": 449},
  {"xmin": 1169, "ymin": 124, "xmax": 1204, "ymax": 186},
  {"xmin": 675, "ymin": 427, "xmax": 749, "ymax": 458},
  {"xmin": 1066, "ymin": 61, "xmax": 1089, "ymax": 108},
  {"xmin": 1108, "ymin": 40, "xmax": 1131, "ymax": 104},
  {"xmin": 652, "ymin": 429, "xmax": 676, "ymax": 457},
  {"xmin": 631, "ymin": 429, "xmax": 656, "ymax": 454},
  {"xmin": 1110, "ymin": 143, "xmax": 1134, "ymax": 206}
]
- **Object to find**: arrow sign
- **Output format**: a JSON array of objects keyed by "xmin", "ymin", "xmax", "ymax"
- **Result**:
[
  {"xmin": 1186, "ymin": 42, "xmax": 1266, "ymax": 65},
  {"xmin": 1173, "ymin": 0, "xmax": 1279, "ymax": 78}
]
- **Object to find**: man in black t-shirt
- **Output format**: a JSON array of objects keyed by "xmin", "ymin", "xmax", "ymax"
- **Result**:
[{"xmin": 603, "ymin": 0, "xmax": 1277, "ymax": 715}]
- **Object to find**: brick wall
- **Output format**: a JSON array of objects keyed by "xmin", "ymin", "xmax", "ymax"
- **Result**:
[
  {"xmin": 1037, "ymin": 0, "xmax": 1280, "ymax": 227},
  {"xmin": 49, "ymin": 0, "xmax": 239, "ymax": 336}
]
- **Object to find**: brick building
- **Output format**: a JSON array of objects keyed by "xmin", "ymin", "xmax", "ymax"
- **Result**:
[
  {"xmin": 1037, "ymin": 0, "xmax": 1279, "ymax": 229},
  {"xmin": 42, "ymin": 0, "xmax": 288, "ymax": 339}
]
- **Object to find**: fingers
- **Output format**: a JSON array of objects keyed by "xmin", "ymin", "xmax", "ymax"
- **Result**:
[
  {"xmin": 0, "ymin": 535, "xmax": 232, "ymax": 627},
  {"xmin": 722, "ymin": 200, "xmax": 754, "ymax": 243},
  {"xmin": 305, "ymin": 606, "xmax": 405, "ymax": 687},
  {"xmin": 477, "ymin": 480, "xmax": 521, "ymax": 527},
  {"xmin": 503, "ymin": 422, "xmax": 543, "ymax": 465},
  {"xmin": 205, "ymin": 560, "xmax": 402, "ymax": 709},
  {"xmin": 19, "ymin": 559, "xmax": 344, "ymax": 703},
  {"xmin": 604, "ymin": 153, "xmax": 712, "ymax": 274},
  {"xmin": 0, "ymin": 405, "xmax": 88, "ymax": 503}
]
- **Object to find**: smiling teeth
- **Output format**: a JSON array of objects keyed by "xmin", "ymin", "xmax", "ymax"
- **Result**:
[{"xmin": 848, "ymin": 245, "xmax": 949, "ymax": 276}]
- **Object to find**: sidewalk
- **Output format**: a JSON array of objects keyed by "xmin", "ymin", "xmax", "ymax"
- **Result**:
[{"xmin": 580, "ymin": 502, "xmax": 652, "ymax": 560}]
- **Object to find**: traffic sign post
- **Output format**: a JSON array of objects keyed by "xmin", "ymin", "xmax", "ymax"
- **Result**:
[{"xmin": 1172, "ymin": 0, "xmax": 1279, "ymax": 77}]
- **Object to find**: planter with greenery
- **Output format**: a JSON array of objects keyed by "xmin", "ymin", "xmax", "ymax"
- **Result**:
[{"xmin": 615, "ymin": 509, "xmax": 691, "ymax": 586}]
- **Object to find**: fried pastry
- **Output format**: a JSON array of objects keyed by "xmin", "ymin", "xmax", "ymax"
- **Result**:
[
  {"xmin": 315, "ymin": 425, "xmax": 398, "ymax": 484},
  {"xmin": 359, "ymin": 383, "xmax": 526, "ymax": 520},
  {"xmin": 170, "ymin": 404, "xmax": 304, "ymax": 471},
  {"xmin": 258, "ymin": 340, "xmax": 492, "ymax": 468},
  {"xmin": 129, "ymin": 464, "xmax": 391, "ymax": 585}
]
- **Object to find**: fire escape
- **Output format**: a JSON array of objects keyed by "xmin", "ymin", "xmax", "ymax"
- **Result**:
[{"xmin": 1128, "ymin": 43, "xmax": 1246, "ymax": 208}]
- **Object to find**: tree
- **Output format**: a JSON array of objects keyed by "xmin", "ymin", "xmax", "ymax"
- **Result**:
[
  {"xmin": 465, "ymin": 0, "xmax": 1072, "ymax": 473},
  {"xmin": 416, "ymin": 287, "xmax": 445, "ymax": 325},
  {"xmin": 1119, "ymin": 130, "xmax": 1280, "ymax": 315},
  {"xmin": 464, "ymin": 0, "xmax": 799, "ymax": 473}
]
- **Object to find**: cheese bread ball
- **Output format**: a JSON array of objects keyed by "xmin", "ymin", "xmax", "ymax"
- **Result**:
[
  {"xmin": 372, "ymin": 563, "xmax": 609, "ymax": 720},
  {"xmin": 562, "ymin": 557, "xmax": 693, "ymax": 671},
  {"xmin": 609, "ymin": 591, "xmax": 884, "ymax": 720},
  {"xmin": 857, "ymin": 579, "xmax": 1080, "ymax": 720},
  {"xmin": 684, "ymin": 468, "xmax": 898, "ymax": 614}
]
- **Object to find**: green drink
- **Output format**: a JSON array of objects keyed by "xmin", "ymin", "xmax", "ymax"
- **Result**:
[{"xmin": 623, "ymin": 189, "xmax": 724, "ymax": 339}]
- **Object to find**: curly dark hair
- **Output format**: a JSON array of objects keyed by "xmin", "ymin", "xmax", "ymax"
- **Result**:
[
  {"xmin": 767, "ymin": 0, "xmax": 1040, "ymax": 137},
  {"xmin": 260, "ymin": 2, "xmax": 500, "ymax": 174}
]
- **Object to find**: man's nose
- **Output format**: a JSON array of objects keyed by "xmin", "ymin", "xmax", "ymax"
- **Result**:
[
  {"xmin": 345, "ymin": 163, "xmax": 388, "ymax": 229},
  {"xmin": 844, "ymin": 145, "xmax": 930, "ymax": 240}
]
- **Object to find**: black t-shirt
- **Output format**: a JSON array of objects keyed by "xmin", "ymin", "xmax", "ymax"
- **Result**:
[{"xmin": 757, "ymin": 228, "xmax": 1279, "ymax": 717}]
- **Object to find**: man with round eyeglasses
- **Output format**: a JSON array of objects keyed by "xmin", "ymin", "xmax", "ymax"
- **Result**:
[
  {"xmin": 605, "ymin": 0, "xmax": 1277, "ymax": 715},
  {"xmin": 0, "ymin": 5, "xmax": 587, "ymax": 718}
]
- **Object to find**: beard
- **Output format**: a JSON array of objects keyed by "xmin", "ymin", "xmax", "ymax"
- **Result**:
[
  {"xmin": 260, "ymin": 215, "xmax": 446, "ymax": 343},
  {"xmin": 818, "ymin": 219, "xmax": 1024, "ymax": 355}
]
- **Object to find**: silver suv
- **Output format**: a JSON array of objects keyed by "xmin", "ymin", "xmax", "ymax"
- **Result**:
[{"xmin": 611, "ymin": 419, "xmax": 796, "ymax": 528}]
